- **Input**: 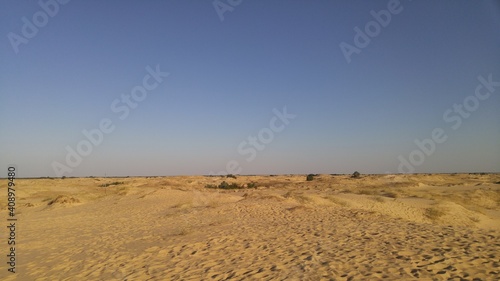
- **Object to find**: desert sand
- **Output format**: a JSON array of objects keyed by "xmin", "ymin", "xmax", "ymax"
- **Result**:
[{"xmin": 1, "ymin": 173, "xmax": 499, "ymax": 280}]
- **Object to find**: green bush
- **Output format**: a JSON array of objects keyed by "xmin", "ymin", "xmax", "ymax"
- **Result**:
[
  {"xmin": 226, "ymin": 174, "xmax": 237, "ymax": 179},
  {"xmin": 306, "ymin": 174, "xmax": 315, "ymax": 181},
  {"xmin": 351, "ymin": 171, "xmax": 361, "ymax": 178}
]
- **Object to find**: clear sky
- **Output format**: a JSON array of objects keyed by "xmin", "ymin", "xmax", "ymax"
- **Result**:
[{"xmin": 1, "ymin": 0, "xmax": 499, "ymax": 177}]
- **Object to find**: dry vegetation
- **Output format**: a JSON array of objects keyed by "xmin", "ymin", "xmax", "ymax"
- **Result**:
[{"xmin": 424, "ymin": 207, "xmax": 446, "ymax": 221}]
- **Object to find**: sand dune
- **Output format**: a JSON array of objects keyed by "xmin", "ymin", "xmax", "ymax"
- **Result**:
[{"xmin": 1, "ymin": 174, "xmax": 499, "ymax": 280}]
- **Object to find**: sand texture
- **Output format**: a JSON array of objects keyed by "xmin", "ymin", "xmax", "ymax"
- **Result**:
[{"xmin": 1, "ymin": 173, "xmax": 499, "ymax": 280}]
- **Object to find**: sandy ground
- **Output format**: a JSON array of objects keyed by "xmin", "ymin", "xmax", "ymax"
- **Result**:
[{"xmin": 1, "ymin": 173, "xmax": 499, "ymax": 280}]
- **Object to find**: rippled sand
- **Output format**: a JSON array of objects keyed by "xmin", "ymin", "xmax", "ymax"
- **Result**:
[{"xmin": 1, "ymin": 173, "xmax": 499, "ymax": 280}]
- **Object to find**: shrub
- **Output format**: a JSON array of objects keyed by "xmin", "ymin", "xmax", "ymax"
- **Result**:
[
  {"xmin": 247, "ymin": 182, "xmax": 257, "ymax": 188},
  {"xmin": 226, "ymin": 174, "xmax": 237, "ymax": 179},
  {"xmin": 351, "ymin": 171, "xmax": 361, "ymax": 178},
  {"xmin": 306, "ymin": 174, "xmax": 315, "ymax": 181},
  {"xmin": 205, "ymin": 181, "xmax": 244, "ymax": 189},
  {"xmin": 99, "ymin": 181, "xmax": 124, "ymax": 188},
  {"xmin": 424, "ymin": 207, "xmax": 445, "ymax": 221},
  {"xmin": 223, "ymin": 181, "xmax": 243, "ymax": 189}
]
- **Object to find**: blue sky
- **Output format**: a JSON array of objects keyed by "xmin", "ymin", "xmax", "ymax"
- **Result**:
[{"xmin": 1, "ymin": 0, "xmax": 499, "ymax": 177}]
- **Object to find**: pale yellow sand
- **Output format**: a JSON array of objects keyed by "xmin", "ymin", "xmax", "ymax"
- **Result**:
[{"xmin": 1, "ymin": 174, "xmax": 499, "ymax": 280}]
